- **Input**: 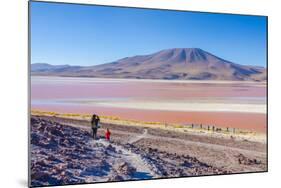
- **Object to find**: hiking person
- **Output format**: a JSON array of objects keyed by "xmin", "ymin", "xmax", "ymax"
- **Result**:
[
  {"xmin": 105, "ymin": 128, "xmax": 111, "ymax": 141},
  {"xmin": 91, "ymin": 114, "xmax": 100, "ymax": 140}
]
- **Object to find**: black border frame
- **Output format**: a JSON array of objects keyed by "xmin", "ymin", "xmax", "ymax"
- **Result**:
[{"xmin": 28, "ymin": 0, "xmax": 268, "ymax": 187}]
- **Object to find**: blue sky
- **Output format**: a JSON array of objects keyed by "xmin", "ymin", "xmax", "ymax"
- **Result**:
[{"xmin": 31, "ymin": 1, "xmax": 267, "ymax": 67}]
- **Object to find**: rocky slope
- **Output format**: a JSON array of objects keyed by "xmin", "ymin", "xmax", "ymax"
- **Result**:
[{"xmin": 30, "ymin": 116, "xmax": 226, "ymax": 187}]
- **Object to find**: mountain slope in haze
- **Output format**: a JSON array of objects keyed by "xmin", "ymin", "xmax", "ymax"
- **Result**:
[
  {"xmin": 31, "ymin": 63, "xmax": 82, "ymax": 73},
  {"xmin": 31, "ymin": 48, "xmax": 266, "ymax": 81}
]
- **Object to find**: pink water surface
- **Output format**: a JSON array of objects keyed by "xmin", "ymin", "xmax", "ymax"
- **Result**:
[{"xmin": 31, "ymin": 76, "xmax": 267, "ymax": 132}]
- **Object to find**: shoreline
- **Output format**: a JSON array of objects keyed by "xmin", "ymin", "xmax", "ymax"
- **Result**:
[
  {"xmin": 31, "ymin": 75, "xmax": 267, "ymax": 85},
  {"xmin": 89, "ymin": 100, "xmax": 266, "ymax": 114},
  {"xmin": 31, "ymin": 110, "xmax": 266, "ymax": 143}
]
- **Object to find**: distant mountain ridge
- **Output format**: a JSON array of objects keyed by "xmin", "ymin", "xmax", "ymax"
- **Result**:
[
  {"xmin": 31, "ymin": 48, "xmax": 266, "ymax": 81},
  {"xmin": 31, "ymin": 63, "xmax": 82, "ymax": 72}
]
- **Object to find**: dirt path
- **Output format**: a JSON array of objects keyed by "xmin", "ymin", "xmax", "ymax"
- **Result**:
[
  {"xmin": 94, "ymin": 139, "xmax": 158, "ymax": 179},
  {"xmin": 41, "ymin": 119, "xmax": 157, "ymax": 178},
  {"xmin": 128, "ymin": 129, "xmax": 148, "ymax": 144}
]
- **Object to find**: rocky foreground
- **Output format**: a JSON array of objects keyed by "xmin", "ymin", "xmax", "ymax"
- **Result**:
[{"xmin": 30, "ymin": 116, "xmax": 228, "ymax": 187}]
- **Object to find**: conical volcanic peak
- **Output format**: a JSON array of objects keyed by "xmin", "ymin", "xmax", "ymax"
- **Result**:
[{"xmin": 31, "ymin": 48, "xmax": 266, "ymax": 81}]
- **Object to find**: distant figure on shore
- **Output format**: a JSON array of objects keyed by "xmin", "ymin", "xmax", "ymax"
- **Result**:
[
  {"xmin": 105, "ymin": 128, "xmax": 111, "ymax": 141},
  {"xmin": 91, "ymin": 114, "xmax": 100, "ymax": 140}
]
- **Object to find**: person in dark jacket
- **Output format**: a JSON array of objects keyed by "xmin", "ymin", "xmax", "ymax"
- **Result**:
[{"xmin": 91, "ymin": 114, "xmax": 100, "ymax": 140}]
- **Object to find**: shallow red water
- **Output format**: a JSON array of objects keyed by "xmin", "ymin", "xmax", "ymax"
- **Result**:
[
  {"xmin": 32, "ymin": 78, "xmax": 266, "ymax": 100},
  {"xmin": 31, "ymin": 77, "xmax": 267, "ymax": 132}
]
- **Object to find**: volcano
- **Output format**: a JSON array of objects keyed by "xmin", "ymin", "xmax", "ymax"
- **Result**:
[{"xmin": 31, "ymin": 48, "xmax": 266, "ymax": 81}]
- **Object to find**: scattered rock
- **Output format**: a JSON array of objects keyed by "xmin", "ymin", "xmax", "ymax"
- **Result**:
[
  {"xmin": 116, "ymin": 162, "xmax": 136, "ymax": 175},
  {"xmin": 108, "ymin": 174, "xmax": 124, "ymax": 181},
  {"xmin": 106, "ymin": 144, "xmax": 116, "ymax": 152},
  {"xmin": 237, "ymin": 154, "xmax": 261, "ymax": 165}
]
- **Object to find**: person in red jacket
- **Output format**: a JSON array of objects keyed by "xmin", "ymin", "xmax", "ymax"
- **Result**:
[{"xmin": 105, "ymin": 128, "xmax": 111, "ymax": 141}]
